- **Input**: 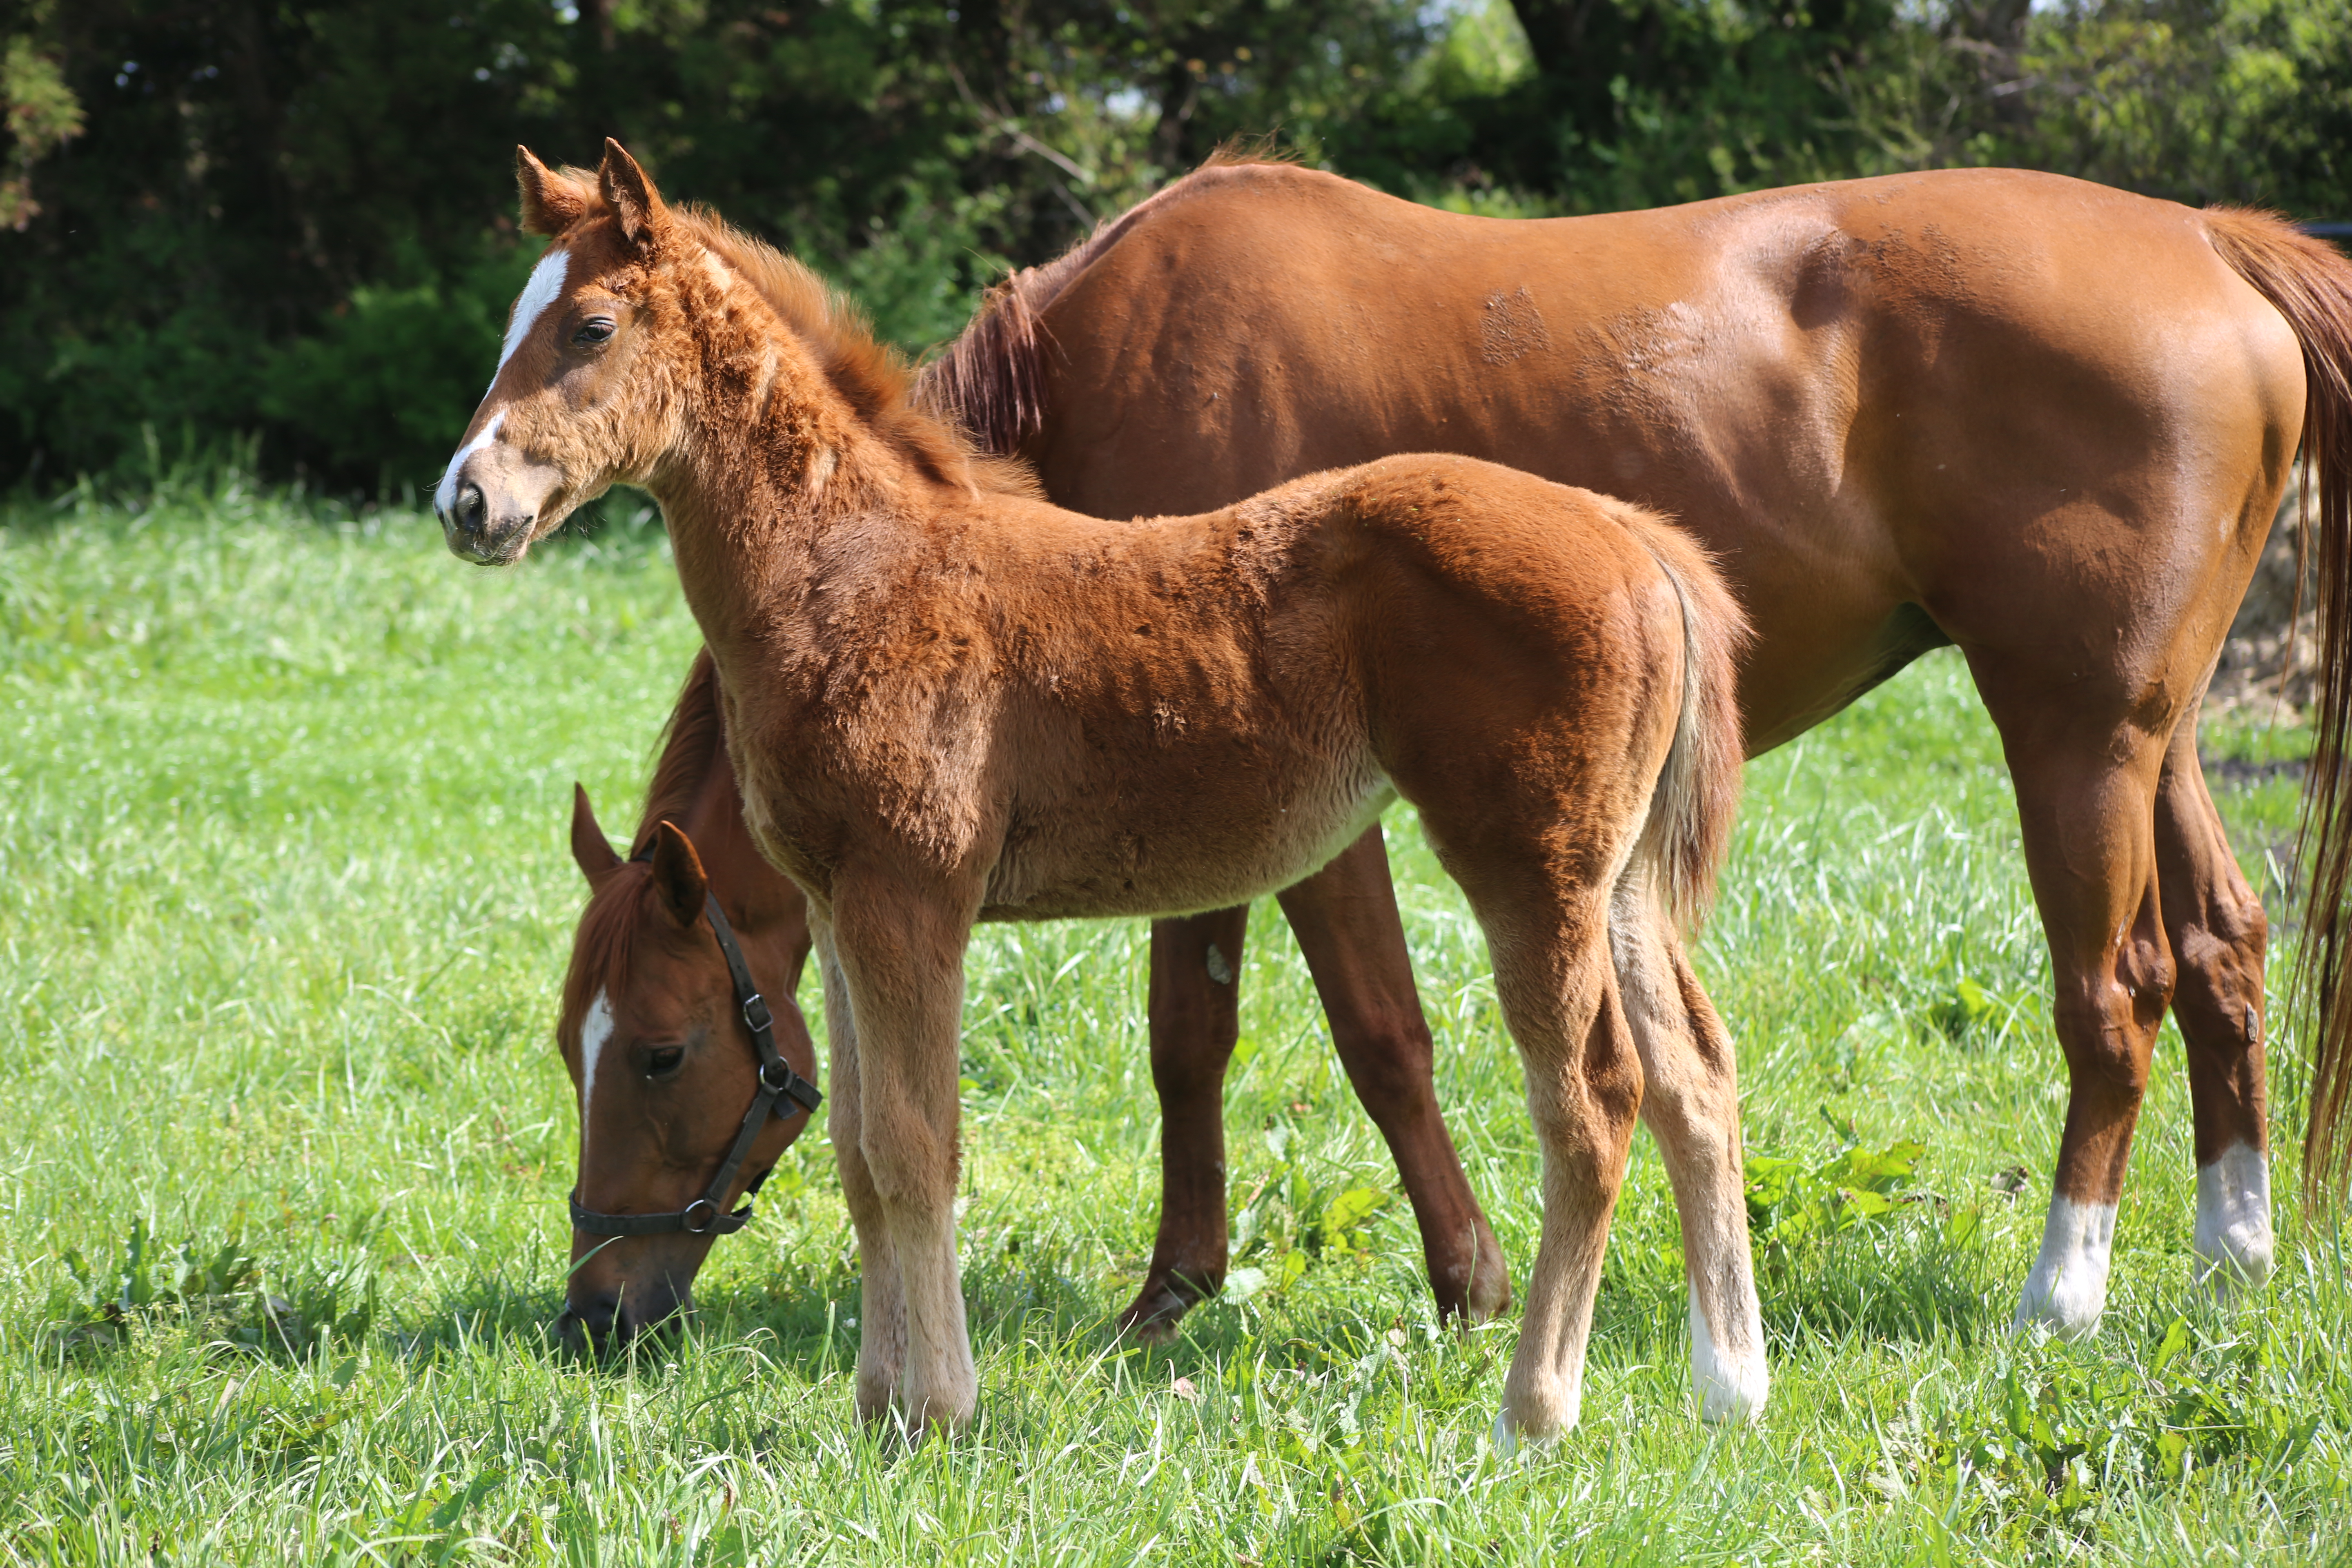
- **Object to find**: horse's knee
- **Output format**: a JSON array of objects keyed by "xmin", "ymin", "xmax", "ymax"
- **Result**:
[
  {"xmin": 2054, "ymin": 936, "xmax": 2173, "ymax": 1093},
  {"xmin": 858, "ymin": 1106, "xmax": 959, "ymax": 1210}
]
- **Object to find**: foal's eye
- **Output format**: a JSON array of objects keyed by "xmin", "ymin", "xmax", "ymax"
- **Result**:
[
  {"xmin": 646, "ymin": 1046, "xmax": 685, "ymax": 1078},
  {"xmin": 571, "ymin": 318, "xmax": 616, "ymax": 347}
]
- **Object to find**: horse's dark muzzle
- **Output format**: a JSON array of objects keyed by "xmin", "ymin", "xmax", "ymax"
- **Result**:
[{"xmin": 558, "ymin": 1282, "xmax": 692, "ymax": 1358}]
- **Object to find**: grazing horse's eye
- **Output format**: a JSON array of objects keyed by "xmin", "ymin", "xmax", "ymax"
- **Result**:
[
  {"xmin": 646, "ymin": 1045, "xmax": 685, "ymax": 1078},
  {"xmin": 572, "ymin": 318, "xmax": 616, "ymax": 347}
]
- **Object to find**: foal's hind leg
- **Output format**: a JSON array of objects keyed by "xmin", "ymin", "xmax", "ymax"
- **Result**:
[
  {"xmin": 1611, "ymin": 868, "xmax": 1766, "ymax": 1423},
  {"xmin": 1472, "ymin": 886, "xmax": 1643, "ymax": 1445},
  {"xmin": 2154, "ymin": 714, "xmax": 2276, "ymax": 1287},
  {"xmin": 813, "ymin": 925, "xmax": 909, "ymax": 1423},
  {"xmin": 1278, "ymin": 828, "xmax": 1512, "ymax": 1323}
]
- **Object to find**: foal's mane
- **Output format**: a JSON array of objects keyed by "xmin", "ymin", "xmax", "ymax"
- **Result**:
[
  {"xmin": 914, "ymin": 150, "xmax": 1295, "ymax": 455},
  {"xmin": 557, "ymin": 649, "xmax": 728, "ymax": 1051}
]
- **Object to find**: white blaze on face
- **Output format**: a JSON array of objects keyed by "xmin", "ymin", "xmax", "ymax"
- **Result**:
[
  {"xmin": 2014, "ymin": 1195, "xmax": 2118, "ymax": 1339},
  {"xmin": 579, "ymin": 987, "xmax": 616, "ymax": 1158},
  {"xmin": 434, "ymin": 409, "xmax": 506, "ymax": 516},
  {"xmin": 2194, "ymin": 1143, "xmax": 2274, "ymax": 1287},
  {"xmin": 500, "ymin": 247, "xmax": 572, "ymax": 374},
  {"xmin": 434, "ymin": 247, "xmax": 568, "ymax": 518}
]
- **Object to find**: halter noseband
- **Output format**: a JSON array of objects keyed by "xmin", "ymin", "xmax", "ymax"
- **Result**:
[{"xmin": 568, "ymin": 844, "xmax": 823, "ymax": 1239}]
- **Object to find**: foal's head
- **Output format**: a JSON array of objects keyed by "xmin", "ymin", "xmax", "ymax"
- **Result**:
[
  {"xmin": 557, "ymin": 786, "xmax": 818, "ymax": 1351},
  {"xmin": 435, "ymin": 138, "xmax": 987, "ymax": 564}
]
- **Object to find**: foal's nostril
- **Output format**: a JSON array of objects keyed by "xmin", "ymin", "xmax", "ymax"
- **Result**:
[{"xmin": 453, "ymin": 480, "xmax": 489, "ymax": 538}]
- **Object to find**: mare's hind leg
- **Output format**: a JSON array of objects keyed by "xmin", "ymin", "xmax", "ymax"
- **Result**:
[
  {"xmin": 1278, "ymin": 828, "xmax": 1512, "ymax": 1323},
  {"xmin": 1122, "ymin": 903, "xmax": 1252, "ymax": 1339},
  {"xmin": 1611, "ymin": 866, "xmax": 1766, "ymax": 1422},
  {"xmin": 1468, "ymin": 882, "xmax": 1643, "ymax": 1445},
  {"xmin": 1975, "ymin": 670, "xmax": 2178, "ymax": 1338},
  {"xmin": 2154, "ymin": 712, "xmax": 2276, "ymax": 1286},
  {"xmin": 813, "ymin": 925, "xmax": 909, "ymax": 1423}
]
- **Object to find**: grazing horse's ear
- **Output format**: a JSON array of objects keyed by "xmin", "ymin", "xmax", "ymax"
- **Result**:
[
  {"xmin": 648, "ymin": 820, "xmax": 709, "ymax": 929},
  {"xmin": 570, "ymin": 784, "xmax": 622, "ymax": 882},
  {"xmin": 598, "ymin": 138, "xmax": 669, "ymax": 247},
  {"xmin": 516, "ymin": 146, "xmax": 588, "ymax": 237}
]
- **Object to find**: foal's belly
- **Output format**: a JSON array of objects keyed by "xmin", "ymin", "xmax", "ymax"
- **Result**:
[{"xmin": 977, "ymin": 752, "xmax": 1395, "ymax": 922}]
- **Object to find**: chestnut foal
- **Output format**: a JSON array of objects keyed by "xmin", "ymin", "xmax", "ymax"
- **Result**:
[
  {"xmin": 441, "ymin": 142, "xmax": 1760, "ymax": 1443},
  {"xmin": 552, "ymin": 650, "xmax": 1487, "ymax": 1347}
]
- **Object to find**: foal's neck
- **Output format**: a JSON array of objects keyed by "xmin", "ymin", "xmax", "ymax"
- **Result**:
[{"xmin": 643, "ymin": 261, "xmax": 957, "ymax": 649}]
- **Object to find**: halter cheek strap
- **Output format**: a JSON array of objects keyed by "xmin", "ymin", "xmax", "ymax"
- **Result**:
[{"xmin": 568, "ymin": 850, "xmax": 822, "ymax": 1239}]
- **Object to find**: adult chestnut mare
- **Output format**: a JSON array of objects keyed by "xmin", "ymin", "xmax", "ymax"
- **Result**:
[
  {"xmin": 914, "ymin": 157, "xmax": 2352, "ymax": 1338},
  {"xmin": 440, "ymin": 142, "xmax": 1756, "ymax": 1443}
]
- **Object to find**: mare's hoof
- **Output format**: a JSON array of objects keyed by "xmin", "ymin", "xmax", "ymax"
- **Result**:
[
  {"xmin": 2193, "ymin": 1147, "xmax": 2275, "ymax": 1294},
  {"xmin": 1117, "ymin": 1275, "xmax": 1212, "ymax": 1343}
]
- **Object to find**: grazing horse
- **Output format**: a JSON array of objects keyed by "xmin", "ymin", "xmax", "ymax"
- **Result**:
[
  {"xmin": 438, "ymin": 141, "xmax": 1758, "ymax": 1443},
  {"xmin": 552, "ymin": 651, "xmax": 822, "ymax": 1349},
  {"xmin": 915, "ymin": 157, "xmax": 2352, "ymax": 1335},
  {"xmin": 553, "ymin": 649, "xmax": 1488, "ymax": 1346}
]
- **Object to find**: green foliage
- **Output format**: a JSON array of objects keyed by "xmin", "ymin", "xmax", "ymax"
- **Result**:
[
  {"xmin": 7, "ymin": 0, "xmax": 2348, "ymax": 490},
  {"xmin": 1744, "ymin": 1112, "xmax": 1928, "ymax": 1271},
  {"xmin": 58, "ymin": 1218, "xmax": 260, "ymax": 1341},
  {"xmin": 1221, "ymin": 1120, "xmax": 1397, "ymax": 1303},
  {"xmin": 259, "ymin": 243, "xmax": 546, "ymax": 491},
  {"xmin": 0, "ymin": 27, "xmax": 82, "ymax": 231}
]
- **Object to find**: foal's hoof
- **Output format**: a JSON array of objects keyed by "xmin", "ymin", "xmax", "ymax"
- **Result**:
[
  {"xmin": 1689, "ymin": 1294, "xmax": 1768, "ymax": 1424},
  {"xmin": 1490, "ymin": 1410, "xmax": 1566, "ymax": 1459}
]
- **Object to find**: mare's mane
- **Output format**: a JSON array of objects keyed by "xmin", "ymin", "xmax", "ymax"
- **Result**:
[
  {"xmin": 914, "ymin": 151, "xmax": 1294, "ymax": 456},
  {"xmin": 557, "ymin": 649, "xmax": 729, "ymax": 1052}
]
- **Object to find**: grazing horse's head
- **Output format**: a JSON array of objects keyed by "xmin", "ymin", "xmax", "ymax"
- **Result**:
[
  {"xmin": 435, "ymin": 140, "xmax": 693, "ymax": 564},
  {"xmin": 556, "ymin": 785, "xmax": 819, "ymax": 1353}
]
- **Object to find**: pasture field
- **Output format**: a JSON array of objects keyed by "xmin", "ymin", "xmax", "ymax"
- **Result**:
[{"xmin": 0, "ymin": 475, "xmax": 2347, "ymax": 1565}]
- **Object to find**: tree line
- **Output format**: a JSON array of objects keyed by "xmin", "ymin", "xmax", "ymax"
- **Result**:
[{"xmin": 2, "ymin": 0, "xmax": 2347, "ymax": 494}]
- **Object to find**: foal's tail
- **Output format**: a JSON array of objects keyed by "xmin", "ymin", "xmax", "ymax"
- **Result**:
[
  {"xmin": 2205, "ymin": 209, "xmax": 2352, "ymax": 1208},
  {"xmin": 1619, "ymin": 508, "xmax": 1750, "ymax": 931}
]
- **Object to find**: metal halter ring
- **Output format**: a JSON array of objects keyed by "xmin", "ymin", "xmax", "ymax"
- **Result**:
[{"xmin": 682, "ymin": 1198, "xmax": 722, "ymax": 1236}]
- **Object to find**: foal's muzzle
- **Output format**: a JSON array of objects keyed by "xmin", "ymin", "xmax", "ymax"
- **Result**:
[{"xmin": 438, "ymin": 480, "xmax": 528, "ymax": 565}]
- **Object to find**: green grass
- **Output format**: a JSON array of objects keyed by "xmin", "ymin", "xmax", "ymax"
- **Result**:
[{"xmin": 1, "ymin": 475, "xmax": 2347, "ymax": 1564}]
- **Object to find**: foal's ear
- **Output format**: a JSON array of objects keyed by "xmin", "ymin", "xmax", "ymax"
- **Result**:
[
  {"xmin": 598, "ymin": 138, "xmax": 669, "ymax": 247},
  {"xmin": 570, "ymin": 783, "xmax": 622, "ymax": 882},
  {"xmin": 648, "ymin": 820, "xmax": 709, "ymax": 929},
  {"xmin": 516, "ymin": 146, "xmax": 588, "ymax": 237}
]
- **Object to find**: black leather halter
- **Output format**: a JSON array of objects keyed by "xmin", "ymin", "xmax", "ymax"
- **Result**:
[{"xmin": 568, "ymin": 846, "xmax": 823, "ymax": 1239}]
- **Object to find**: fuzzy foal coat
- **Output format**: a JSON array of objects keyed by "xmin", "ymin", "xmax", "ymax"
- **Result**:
[{"xmin": 437, "ymin": 142, "xmax": 1758, "ymax": 1441}]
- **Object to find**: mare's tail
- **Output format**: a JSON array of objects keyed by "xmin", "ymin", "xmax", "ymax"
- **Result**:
[
  {"xmin": 2205, "ymin": 210, "xmax": 2352, "ymax": 1208},
  {"xmin": 1618, "ymin": 510, "xmax": 1750, "ymax": 931}
]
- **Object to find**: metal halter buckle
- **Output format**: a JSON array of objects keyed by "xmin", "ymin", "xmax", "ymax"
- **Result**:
[{"xmin": 742, "ymin": 992, "xmax": 773, "ymax": 1036}]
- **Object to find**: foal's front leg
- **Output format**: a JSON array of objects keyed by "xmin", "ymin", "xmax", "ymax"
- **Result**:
[
  {"xmin": 813, "ymin": 926, "xmax": 907, "ymax": 1423},
  {"xmin": 831, "ymin": 877, "xmax": 979, "ymax": 1434}
]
